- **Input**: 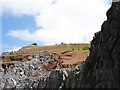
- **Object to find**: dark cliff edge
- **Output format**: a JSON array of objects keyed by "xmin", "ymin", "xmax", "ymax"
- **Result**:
[
  {"xmin": 77, "ymin": 2, "xmax": 120, "ymax": 88},
  {"xmin": 39, "ymin": 2, "xmax": 120, "ymax": 89}
]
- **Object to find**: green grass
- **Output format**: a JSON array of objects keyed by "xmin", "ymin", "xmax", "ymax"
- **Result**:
[
  {"xmin": 72, "ymin": 48, "xmax": 81, "ymax": 51},
  {"xmin": 18, "ymin": 43, "xmax": 90, "ymax": 54},
  {"xmin": 82, "ymin": 46, "xmax": 90, "ymax": 51}
]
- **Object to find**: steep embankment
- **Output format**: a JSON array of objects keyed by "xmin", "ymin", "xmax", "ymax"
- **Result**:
[{"xmin": 75, "ymin": 2, "xmax": 120, "ymax": 88}]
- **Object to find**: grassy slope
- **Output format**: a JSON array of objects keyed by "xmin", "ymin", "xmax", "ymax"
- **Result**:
[
  {"xmin": 1, "ymin": 43, "xmax": 90, "ymax": 65},
  {"xmin": 18, "ymin": 43, "xmax": 90, "ymax": 54}
]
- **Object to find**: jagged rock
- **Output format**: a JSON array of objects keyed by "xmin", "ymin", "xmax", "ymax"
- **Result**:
[
  {"xmin": 0, "ymin": 52, "xmax": 55, "ymax": 89},
  {"xmin": 75, "ymin": 2, "xmax": 120, "ymax": 88}
]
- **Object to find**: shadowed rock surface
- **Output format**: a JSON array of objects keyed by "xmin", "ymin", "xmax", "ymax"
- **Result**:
[{"xmin": 68, "ymin": 2, "xmax": 120, "ymax": 88}]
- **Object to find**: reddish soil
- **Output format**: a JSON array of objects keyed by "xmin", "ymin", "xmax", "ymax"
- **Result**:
[
  {"xmin": 54, "ymin": 50, "xmax": 89, "ymax": 68},
  {"xmin": 1, "ymin": 44, "xmax": 90, "ymax": 68}
]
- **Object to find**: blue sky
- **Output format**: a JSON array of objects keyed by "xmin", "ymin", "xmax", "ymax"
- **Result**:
[
  {"xmin": 2, "ymin": 13, "xmax": 43, "ymax": 52},
  {"xmin": 1, "ymin": 0, "xmax": 111, "ymax": 53}
]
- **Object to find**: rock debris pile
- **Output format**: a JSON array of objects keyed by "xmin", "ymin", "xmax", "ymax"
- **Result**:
[
  {"xmin": 0, "ymin": 51, "xmax": 58, "ymax": 89},
  {"xmin": 0, "ymin": 50, "xmax": 83, "ymax": 89},
  {"xmin": 0, "ymin": 51, "xmax": 82, "ymax": 89}
]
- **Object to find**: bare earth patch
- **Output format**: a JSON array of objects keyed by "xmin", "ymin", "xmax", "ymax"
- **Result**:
[{"xmin": 1, "ymin": 43, "xmax": 90, "ymax": 68}]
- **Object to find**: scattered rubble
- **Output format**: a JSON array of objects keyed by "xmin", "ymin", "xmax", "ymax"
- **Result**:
[
  {"xmin": 0, "ymin": 51, "xmax": 83, "ymax": 89},
  {"xmin": 0, "ymin": 51, "xmax": 59, "ymax": 89}
]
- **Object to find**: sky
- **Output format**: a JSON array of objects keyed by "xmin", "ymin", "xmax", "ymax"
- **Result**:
[{"xmin": 1, "ymin": 0, "xmax": 112, "ymax": 53}]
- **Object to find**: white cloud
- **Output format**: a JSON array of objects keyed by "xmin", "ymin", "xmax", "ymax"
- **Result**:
[
  {"xmin": 6, "ymin": 0, "xmax": 111, "ymax": 45},
  {"xmin": 8, "ymin": 29, "xmax": 85, "ymax": 44},
  {"xmin": 8, "ymin": 46, "xmax": 22, "ymax": 52},
  {"xmin": 2, "ymin": 0, "xmax": 55, "ymax": 15}
]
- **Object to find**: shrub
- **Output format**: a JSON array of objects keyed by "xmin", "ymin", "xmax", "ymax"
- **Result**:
[
  {"xmin": 32, "ymin": 43, "xmax": 37, "ymax": 46},
  {"xmin": 61, "ymin": 42, "xmax": 64, "ymax": 44}
]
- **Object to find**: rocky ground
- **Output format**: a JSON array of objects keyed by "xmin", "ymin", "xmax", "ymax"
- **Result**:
[
  {"xmin": 0, "ymin": 51, "xmax": 57, "ymax": 89},
  {"xmin": 0, "ymin": 51, "xmax": 82, "ymax": 89}
]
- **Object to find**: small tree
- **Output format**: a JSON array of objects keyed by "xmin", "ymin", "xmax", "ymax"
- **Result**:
[
  {"xmin": 61, "ymin": 42, "xmax": 64, "ymax": 45},
  {"xmin": 32, "ymin": 43, "xmax": 37, "ymax": 46}
]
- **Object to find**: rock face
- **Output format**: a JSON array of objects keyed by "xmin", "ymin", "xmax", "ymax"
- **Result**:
[
  {"xmin": 75, "ymin": 2, "xmax": 120, "ymax": 88},
  {"xmin": 112, "ymin": 0, "xmax": 120, "ymax": 2}
]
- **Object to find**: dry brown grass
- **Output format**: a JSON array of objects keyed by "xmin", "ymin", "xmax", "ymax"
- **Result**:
[
  {"xmin": 18, "ymin": 43, "xmax": 90, "ymax": 54},
  {"xmin": 2, "ymin": 43, "xmax": 90, "ymax": 68}
]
